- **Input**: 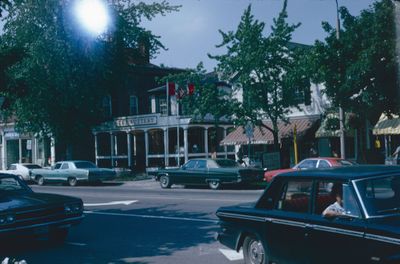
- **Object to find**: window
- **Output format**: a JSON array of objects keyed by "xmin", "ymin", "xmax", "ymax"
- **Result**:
[
  {"xmin": 60, "ymin": 163, "xmax": 69, "ymax": 170},
  {"xmin": 8, "ymin": 165, "xmax": 16, "ymax": 170},
  {"xmin": 195, "ymin": 160, "xmax": 207, "ymax": 169},
  {"xmin": 102, "ymin": 95, "xmax": 112, "ymax": 118},
  {"xmin": 183, "ymin": 160, "xmax": 196, "ymax": 169},
  {"xmin": 317, "ymin": 160, "xmax": 330, "ymax": 168},
  {"xmin": 276, "ymin": 180, "xmax": 313, "ymax": 213},
  {"xmin": 130, "ymin": 96, "xmax": 138, "ymax": 115},
  {"xmin": 159, "ymin": 98, "xmax": 167, "ymax": 115},
  {"xmin": 297, "ymin": 159, "xmax": 318, "ymax": 169}
]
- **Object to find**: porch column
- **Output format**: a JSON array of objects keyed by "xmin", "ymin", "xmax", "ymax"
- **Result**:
[
  {"xmin": 223, "ymin": 127, "xmax": 228, "ymax": 158},
  {"xmin": 204, "ymin": 127, "xmax": 209, "ymax": 158},
  {"xmin": 163, "ymin": 128, "xmax": 169, "ymax": 167},
  {"xmin": 1, "ymin": 132, "xmax": 6, "ymax": 170},
  {"xmin": 110, "ymin": 132, "xmax": 115, "ymax": 167},
  {"xmin": 385, "ymin": 135, "xmax": 389, "ymax": 159},
  {"xmin": 184, "ymin": 128, "xmax": 188, "ymax": 163},
  {"xmin": 94, "ymin": 133, "xmax": 98, "ymax": 166},
  {"xmin": 18, "ymin": 138, "xmax": 22, "ymax": 163},
  {"xmin": 127, "ymin": 131, "xmax": 132, "ymax": 168},
  {"xmin": 144, "ymin": 130, "xmax": 149, "ymax": 167},
  {"xmin": 50, "ymin": 137, "xmax": 56, "ymax": 166}
]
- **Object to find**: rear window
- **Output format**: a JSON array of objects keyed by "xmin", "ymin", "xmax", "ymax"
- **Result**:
[
  {"xmin": 24, "ymin": 164, "xmax": 42, "ymax": 169},
  {"xmin": 74, "ymin": 161, "xmax": 97, "ymax": 169}
]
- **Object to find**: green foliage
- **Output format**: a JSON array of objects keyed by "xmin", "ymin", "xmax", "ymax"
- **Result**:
[
  {"xmin": 0, "ymin": 0, "xmax": 11, "ymax": 17},
  {"xmin": 0, "ymin": 0, "xmax": 178, "ymax": 154},
  {"xmin": 209, "ymin": 1, "xmax": 310, "ymax": 149},
  {"xmin": 311, "ymin": 0, "xmax": 397, "ymax": 122}
]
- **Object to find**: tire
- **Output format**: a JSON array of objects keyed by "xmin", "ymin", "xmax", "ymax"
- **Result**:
[
  {"xmin": 243, "ymin": 236, "xmax": 267, "ymax": 264},
  {"xmin": 49, "ymin": 228, "xmax": 68, "ymax": 244},
  {"xmin": 67, "ymin": 177, "xmax": 77, "ymax": 187},
  {"xmin": 159, "ymin": 175, "xmax": 171, "ymax": 189},
  {"xmin": 208, "ymin": 180, "xmax": 221, "ymax": 190},
  {"xmin": 36, "ymin": 176, "xmax": 44, "ymax": 186}
]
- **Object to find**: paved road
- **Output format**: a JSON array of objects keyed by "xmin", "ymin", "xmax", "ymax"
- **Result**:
[{"xmin": 2, "ymin": 180, "xmax": 264, "ymax": 264}]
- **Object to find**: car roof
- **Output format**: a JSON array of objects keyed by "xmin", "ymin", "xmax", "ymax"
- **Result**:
[{"xmin": 277, "ymin": 165, "xmax": 400, "ymax": 180}]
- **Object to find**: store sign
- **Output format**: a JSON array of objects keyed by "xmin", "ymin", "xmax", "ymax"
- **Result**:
[
  {"xmin": 5, "ymin": 132, "xmax": 19, "ymax": 139},
  {"xmin": 114, "ymin": 116, "xmax": 157, "ymax": 128},
  {"xmin": 26, "ymin": 140, "xmax": 32, "ymax": 150}
]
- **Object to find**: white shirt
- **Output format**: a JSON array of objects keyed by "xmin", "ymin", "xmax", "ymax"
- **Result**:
[{"xmin": 322, "ymin": 201, "xmax": 345, "ymax": 216}]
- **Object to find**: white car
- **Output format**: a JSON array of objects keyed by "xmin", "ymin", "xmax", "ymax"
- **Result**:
[{"xmin": 3, "ymin": 163, "xmax": 43, "ymax": 181}]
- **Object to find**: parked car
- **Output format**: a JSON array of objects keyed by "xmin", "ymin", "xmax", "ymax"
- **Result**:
[
  {"xmin": 155, "ymin": 158, "xmax": 264, "ymax": 190},
  {"xmin": 264, "ymin": 157, "xmax": 356, "ymax": 182},
  {"xmin": 216, "ymin": 166, "xmax": 400, "ymax": 264},
  {"xmin": 31, "ymin": 160, "xmax": 116, "ymax": 186},
  {"xmin": 0, "ymin": 173, "xmax": 83, "ymax": 243},
  {"xmin": 0, "ymin": 163, "xmax": 42, "ymax": 182}
]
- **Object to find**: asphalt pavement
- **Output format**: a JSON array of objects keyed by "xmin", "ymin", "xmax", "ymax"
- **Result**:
[{"xmin": 2, "ymin": 179, "xmax": 264, "ymax": 264}]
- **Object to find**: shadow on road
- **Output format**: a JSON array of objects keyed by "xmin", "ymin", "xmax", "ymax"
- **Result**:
[{"xmin": 2, "ymin": 206, "xmax": 220, "ymax": 264}]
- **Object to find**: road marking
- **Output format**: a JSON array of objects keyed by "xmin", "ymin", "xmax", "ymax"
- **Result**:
[
  {"xmin": 84, "ymin": 200, "xmax": 138, "ymax": 207},
  {"xmin": 66, "ymin": 242, "xmax": 87, "ymax": 247},
  {"xmin": 219, "ymin": 248, "xmax": 243, "ymax": 261},
  {"xmin": 84, "ymin": 211, "xmax": 218, "ymax": 223}
]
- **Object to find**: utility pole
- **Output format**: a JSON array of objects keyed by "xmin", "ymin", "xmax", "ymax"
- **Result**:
[{"xmin": 336, "ymin": 0, "xmax": 346, "ymax": 159}]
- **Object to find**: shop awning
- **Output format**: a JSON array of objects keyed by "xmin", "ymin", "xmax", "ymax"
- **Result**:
[
  {"xmin": 373, "ymin": 113, "xmax": 400, "ymax": 135},
  {"xmin": 220, "ymin": 116, "xmax": 319, "ymax": 146},
  {"xmin": 315, "ymin": 113, "xmax": 354, "ymax": 138}
]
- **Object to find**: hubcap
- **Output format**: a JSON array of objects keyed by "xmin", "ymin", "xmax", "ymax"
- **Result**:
[
  {"xmin": 249, "ymin": 240, "xmax": 264, "ymax": 264},
  {"xmin": 161, "ymin": 177, "xmax": 168, "ymax": 186}
]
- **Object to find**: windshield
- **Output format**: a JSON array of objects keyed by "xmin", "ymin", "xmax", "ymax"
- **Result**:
[
  {"xmin": 24, "ymin": 164, "xmax": 42, "ymax": 169},
  {"xmin": 74, "ymin": 161, "xmax": 97, "ymax": 169},
  {"xmin": 354, "ymin": 176, "xmax": 400, "ymax": 217},
  {"xmin": 0, "ymin": 176, "xmax": 30, "ymax": 194},
  {"xmin": 214, "ymin": 159, "xmax": 240, "ymax": 168}
]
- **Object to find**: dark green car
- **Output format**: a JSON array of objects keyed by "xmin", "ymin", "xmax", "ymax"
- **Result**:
[{"xmin": 155, "ymin": 159, "xmax": 264, "ymax": 190}]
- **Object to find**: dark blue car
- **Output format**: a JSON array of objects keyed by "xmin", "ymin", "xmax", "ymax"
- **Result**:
[{"xmin": 216, "ymin": 166, "xmax": 400, "ymax": 264}]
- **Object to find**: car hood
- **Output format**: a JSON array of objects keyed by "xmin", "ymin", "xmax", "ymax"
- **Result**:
[{"xmin": 0, "ymin": 192, "xmax": 80, "ymax": 211}]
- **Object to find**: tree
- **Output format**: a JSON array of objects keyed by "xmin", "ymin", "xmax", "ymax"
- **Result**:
[
  {"xmin": 311, "ymin": 0, "xmax": 397, "ymax": 161},
  {"xmin": 0, "ymin": 0, "xmax": 178, "ymax": 159},
  {"xmin": 0, "ymin": 0, "xmax": 10, "ymax": 17},
  {"xmin": 312, "ymin": 0, "xmax": 397, "ymax": 123},
  {"xmin": 209, "ymin": 1, "xmax": 310, "ymax": 150}
]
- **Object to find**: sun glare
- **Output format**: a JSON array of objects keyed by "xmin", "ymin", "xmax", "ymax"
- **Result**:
[{"xmin": 75, "ymin": 0, "xmax": 109, "ymax": 36}]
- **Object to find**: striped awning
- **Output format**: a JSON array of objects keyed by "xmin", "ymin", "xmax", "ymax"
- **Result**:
[
  {"xmin": 373, "ymin": 113, "xmax": 400, "ymax": 135},
  {"xmin": 220, "ymin": 116, "xmax": 319, "ymax": 146}
]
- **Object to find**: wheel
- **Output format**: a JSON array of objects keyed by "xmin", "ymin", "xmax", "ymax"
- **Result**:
[
  {"xmin": 243, "ymin": 236, "xmax": 267, "ymax": 264},
  {"xmin": 159, "ymin": 175, "xmax": 171, "ymax": 188},
  {"xmin": 36, "ymin": 176, "xmax": 44, "ymax": 186},
  {"xmin": 49, "ymin": 228, "xmax": 68, "ymax": 244},
  {"xmin": 67, "ymin": 177, "xmax": 77, "ymax": 187},
  {"xmin": 208, "ymin": 180, "xmax": 221, "ymax": 190}
]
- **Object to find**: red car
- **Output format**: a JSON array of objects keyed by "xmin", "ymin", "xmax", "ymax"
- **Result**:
[{"xmin": 264, "ymin": 157, "xmax": 356, "ymax": 182}]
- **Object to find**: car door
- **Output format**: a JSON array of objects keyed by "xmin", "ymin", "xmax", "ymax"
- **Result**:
[
  {"xmin": 306, "ymin": 180, "xmax": 367, "ymax": 264},
  {"xmin": 46, "ymin": 162, "xmax": 62, "ymax": 182},
  {"xmin": 191, "ymin": 160, "xmax": 208, "ymax": 184},
  {"xmin": 263, "ymin": 179, "xmax": 313, "ymax": 264},
  {"xmin": 173, "ymin": 160, "xmax": 196, "ymax": 184}
]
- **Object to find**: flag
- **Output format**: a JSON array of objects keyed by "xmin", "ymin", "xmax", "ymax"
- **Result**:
[
  {"xmin": 168, "ymin": 82, "xmax": 176, "ymax": 96},
  {"xmin": 177, "ymin": 86, "xmax": 186, "ymax": 99},
  {"xmin": 188, "ymin": 83, "xmax": 195, "ymax": 95}
]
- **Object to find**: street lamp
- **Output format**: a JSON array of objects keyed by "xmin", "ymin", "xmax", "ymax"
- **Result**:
[
  {"xmin": 74, "ymin": 0, "xmax": 109, "ymax": 36},
  {"xmin": 335, "ymin": 0, "xmax": 346, "ymax": 159}
]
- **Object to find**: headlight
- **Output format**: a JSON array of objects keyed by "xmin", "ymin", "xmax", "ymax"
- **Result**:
[
  {"xmin": 64, "ymin": 202, "xmax": 83, "ymax": 214},
  {"xmin": 0, "ymin": 214, "xmax": 15, "ymax": 224}
]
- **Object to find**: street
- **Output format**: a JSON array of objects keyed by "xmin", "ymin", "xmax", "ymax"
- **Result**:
[{"xmin": 2, "ymin": 180, "xmax": 263, "ymax": 264}]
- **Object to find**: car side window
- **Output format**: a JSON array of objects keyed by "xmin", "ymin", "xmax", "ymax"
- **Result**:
[
  {"xmin": 276, "ymin": 180, "xmax": 313, "ymax": 213},
  {"xmin": 317, "ymin": 160, "xmax": 330, "ymax": 168},
  {"xmin": 297, "ymin": 160, "xmax": 318, "ymax": 169},
  {"xmin": 8, "ymin": 165, "xmax": 16, "ymax": 170},
  {"xmin": 60, "ymin": 163, "xmax": 69, "ymax": 170},
  {"xmin": 54, "ymin": 163, "xmax": 62, "ymax": 169},
  {"xmin": 184, "ymin": 160, "xmax": 196, "ymax": 169},
  {"xmin": 195, "ymin": 160, "xmax": 207, "ymax": 169}
]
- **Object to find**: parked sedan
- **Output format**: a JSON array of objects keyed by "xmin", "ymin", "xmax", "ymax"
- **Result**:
[
  {"xmin": 0, "ymin": 174, "xmax": 83, "ymax": 243},
  {"xmin": 31, "ymin": 160, "xmax": 116, "ymax": 186},
  {"xmin": 217, "ymin": 166, "xmax": 400, "ymax": 264},
  {"xmin": 1, "ymin": 163, "xmax": 42, "ymax": 182},
  {"xmin": 264, "ymin": 157, "xmax": 356, "ymax": 182},
  {"xmin": 155, "ymin": 158, "xmax": 264, "ymax": 189}
]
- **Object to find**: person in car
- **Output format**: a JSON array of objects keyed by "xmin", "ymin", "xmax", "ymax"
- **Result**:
[{"xmin": 322, "ymin": 183, "xmax": 345, "ymax": 217}]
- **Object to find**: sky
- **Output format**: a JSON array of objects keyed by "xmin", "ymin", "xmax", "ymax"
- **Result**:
[{"xmin": 142, "ymin": 0, "xmax": 377, "ymax": 71}]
